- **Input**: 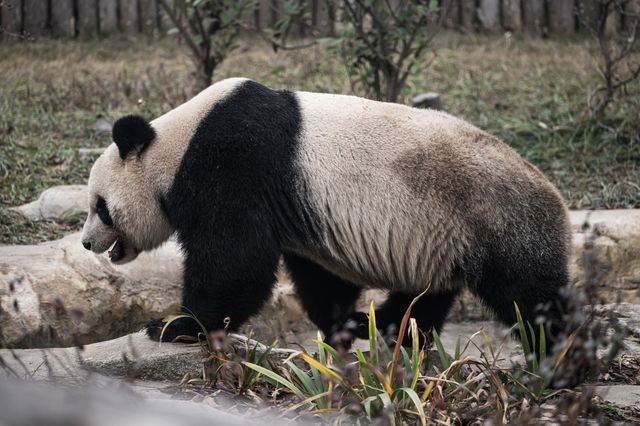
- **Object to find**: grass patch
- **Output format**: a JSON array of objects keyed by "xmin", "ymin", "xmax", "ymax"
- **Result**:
[
  {"xmin": 1, "ymin": 33, "xmax": 638, "ymax": 244},
  {"xmin": 160, "ymin": 299, "xmax": 629, "ymax": 424}
]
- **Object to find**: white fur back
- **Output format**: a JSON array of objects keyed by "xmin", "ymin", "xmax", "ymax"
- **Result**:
[{"xmin": 294, "ymin": 92, "xmax": 477, "ymax": 293}]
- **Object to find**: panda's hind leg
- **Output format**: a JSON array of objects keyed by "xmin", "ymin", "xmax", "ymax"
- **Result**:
[
  {"xmin": 472, "ymin": 273, "xmax": 568, "ymax": 355},
  {"xmin": 371, "ymin": 290, "xmax": 460, "ymax": 345},
  {"xmin": 283, "ymin": 253, "xmax": 362, "ymax": 344}
]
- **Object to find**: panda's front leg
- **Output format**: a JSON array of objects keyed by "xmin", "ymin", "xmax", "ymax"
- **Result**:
[{"xmin": 146, "ymin": 230, "xmax": 281, "ymax": 343}]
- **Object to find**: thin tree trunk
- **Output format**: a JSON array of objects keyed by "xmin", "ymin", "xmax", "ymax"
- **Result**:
[
  {"xmin": 23, "ymin": 0, "xmax": 47, "ymax": 37},
  {"xmin": 502, "ymin": 0, "xmax": 522, "ymax": 31},
  {"xmin": 478, "ymin": 0, "xmax": 500, "ymax": 32},
  {"xmin": 119, "ymin": 0, "xmax": 139, "ymax": 34},
  {"xmin": 99, "ymin": 0, "xmax": 119, "ymax": 35},
  {"xmin": 139, "ymin": 0, "xmax": 158, "ymax": 34},
  {"xmin": 51, "ymin": 0, "xmax": 75, "ymax": 37},
  {"xmin": 441, "ymin": 0, "xmax": 459, "ymax": 28},
  {"xmin": 576, "ymin": 0, "xmax": 600, "ymax": 31},
  {"xmin": 548, "ymin": 0, "xmax": 575, "ymax": 33},
  {"xmin": 523, "ymin": 0, "xmax": 545, "ymax": 34},
  {"xmin": 460, "ymin": 0, "xmax": 475, "ymax": 31},
  {"xmin": 78, "ymin": 0, "xmax": 98, "ymax": 38}
]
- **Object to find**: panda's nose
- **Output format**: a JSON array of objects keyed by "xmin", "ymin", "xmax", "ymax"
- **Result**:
[{"xmin": 82, "ymin": 241, "xmax": 91, "ymax": 251}]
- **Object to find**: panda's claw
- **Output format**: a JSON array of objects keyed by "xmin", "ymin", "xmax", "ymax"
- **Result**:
[
  {"xmin": 342, "ymin": 312, "xmax": 369, "ymax": 339},
  {"xmin": 325, "ymin": 312, "xmax": 369, "ymax": 351},
  {"xmin": 145, "ymin": 318, "xmax": 166, "ymax": 342},
  {"xmin": 145, "ymin": 317, "xmax": 200, "ymax": 343}
]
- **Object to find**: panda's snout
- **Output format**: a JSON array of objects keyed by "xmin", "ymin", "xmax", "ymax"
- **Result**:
[{"xmin": 82, "ymin": 241, "xmax": 92, "ymax": 251}]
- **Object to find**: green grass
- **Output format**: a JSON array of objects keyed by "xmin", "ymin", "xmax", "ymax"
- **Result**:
[
  {"xmin": 1, "ymin": 33, "xmax": 638, "ymax": 244},
  {"xmin": 240, "ymin": 299, "xmax": 593, "ymax": 423}
]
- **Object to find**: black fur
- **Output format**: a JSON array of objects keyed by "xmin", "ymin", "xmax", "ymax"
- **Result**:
[
  {"xmin": 462, "ymin": 196, "xmax": 570, "ymax": 350},
  {"xmin": 95, "ymin": 196, "xmax": 113, "ymax": 226},
  {"xmin": 149, "ymin": 81, "xmax": 317, "ymax": 341},
  {"xmin": 284, "ymin": 253, "xmax": 461, "ymax": 347},
  {"xmin": 112, "ymin": 115, "xmax": 155, "ymax": 160},
  {"xmin": 283, "ymin": 253, "xmax": 363, "ymax": 339}
]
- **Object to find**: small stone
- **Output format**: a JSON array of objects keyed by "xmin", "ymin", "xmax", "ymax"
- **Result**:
[
  {"xmin": 411, "ymin": 92, "xmax": 443, "ymax": 110},
  {"xmin": 90, "ymin": 118, "xmax": 113, "ymax": 133},
  {"xmin": 78, "ymin": 148, "xmax": 106, "ymax": 158},
  {"xmin": 590, "ymin": 385, "xmax": 640, "ymax": 408},
  {"xmin": 11, "ymin": 185, "xmax": 88, "ymax": 221}
]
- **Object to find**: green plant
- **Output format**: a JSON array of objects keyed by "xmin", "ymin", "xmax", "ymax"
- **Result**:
[
  {"xmin": 329, "ymin": 0, "xmax": 443, "ymax": 102},
  {"xmin": 152, "ymin": 291, "xmax": 625, "ymax": 423},
  {"xmin": 244, "ymin": 301, "xmax": 428, "ymax": 423},
  {"xmin": 268, "ymin": 0, "xmax": 443, "ymax": 102},
  {"xmin": 577, "ymin": 0, "xmax": 640, "ymax": 117},
  {"xmin": 160, "ymin": 309, "xmax": 275, "ymax": 393},
  {"xmin": 158, "ymin": 0, "xmax": 255, "ymax": 92},
  {"xmin": 512, "ymin": 302, "xmax": 552, "ymax": 398},
  {"xmin": 514, "ymin": 302, "xmax": 547, "ymax": 373}
]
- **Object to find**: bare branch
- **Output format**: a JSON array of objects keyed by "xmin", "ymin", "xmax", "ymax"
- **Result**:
[{"xmin": 158, "ymin": 0, "xmax": 204, "ymax": 63}]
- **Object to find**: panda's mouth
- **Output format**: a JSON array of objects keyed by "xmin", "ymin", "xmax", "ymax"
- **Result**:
[
  {"xmin": 108, "ymin": 238, "xmax": 126, "ymax": 263},
  {"xmin": 107, "ymin": 237, "xmax": 139, "ymax": 264}
]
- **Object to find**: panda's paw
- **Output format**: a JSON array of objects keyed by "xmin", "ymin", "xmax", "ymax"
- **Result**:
[
  {"xmin": 342, "ymin": 312, "xmax": 369, "ymax": 339},
  {"xmin": 325, "ymin": 312, "xmax": 369, "ymax": 351},
  {"xmin": 145, "ymin": 317, "xmax": 199, "ymax": 343}
]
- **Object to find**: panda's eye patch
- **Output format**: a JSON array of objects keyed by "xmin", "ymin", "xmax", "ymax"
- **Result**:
[{"xmin": 95, "ymin": 196, "xmax": 113, "ymax": 226}]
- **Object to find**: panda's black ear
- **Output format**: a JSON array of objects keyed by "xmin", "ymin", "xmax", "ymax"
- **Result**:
[{"xmin": 112, "ymin": 115, "xmax": 156, "ymax": 160}]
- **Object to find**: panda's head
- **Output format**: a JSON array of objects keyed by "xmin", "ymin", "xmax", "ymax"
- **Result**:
[{"xmin": 81, "ymin": 115, "xmax": 174, "ymax": 264}]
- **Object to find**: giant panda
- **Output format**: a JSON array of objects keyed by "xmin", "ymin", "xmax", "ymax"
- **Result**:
[{"xmin": 81, "ymin": 77, "xmax": 570, "ymax": 349}]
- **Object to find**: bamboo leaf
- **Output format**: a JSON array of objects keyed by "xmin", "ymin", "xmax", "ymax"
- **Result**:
[
  {"xmin": 368, "ymin": 301, "xmax": 378, "ymax": 365},
  {"xmin": 393, "ymin": 387, "xmax": 427, "ymax": 425},
  {"xmin": 299, "ymin": 352, "xmax": 343, "ymax": 383},
  {"xmin": 367, "ymin": 363, "xmax": 392, "ymax": 395},
  {"xmin": 242, "ymin": 362, "xmax": 306, "ymax": 400},
  {"xmin": 539, "ymin": 323, "xmax": 546, "ymax": 362},
  {"xmin": 432, "ymin": 329, "xmax": 450, "ymax": 370},
  {"xmin": 286, "ymin": 360, "xmax": 322, "ymax": 401}
]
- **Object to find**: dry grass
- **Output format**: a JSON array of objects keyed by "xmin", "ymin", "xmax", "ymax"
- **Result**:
[{"xmin": 1, "ymin": 32, "xmax": 638, "ymax": 244}]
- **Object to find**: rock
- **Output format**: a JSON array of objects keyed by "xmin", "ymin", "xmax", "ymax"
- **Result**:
[
  {"xmin": 0, "ymin": 233, "xmax": 183, "ymax": 348},
  {"xmin": 82, "ymin": 332, "xmax": 296, "ymax": 381},
  {"xmin": 0, "ymin": 378, "xmax": 270, "ymax": 425},
  {"xmin": 78, "ymin": 147, "xmax": 106, "ymax": 158},
  {"xmin": 244, "ymin": 272, "xmax": 316, "ymax": 346},
  {"xmin": 11, "ymin": 185, "xmax": 87, "ymax": 221},
  {"xmin": 411, "ymin": 92, "xmax": 442, "ymax": 110},
  {"xmin": 594, "ymin": 303, "xmax": 640, "ymax": 339},
  {"xmin": 570, "ymin": 210, "xmax": 640, "ymax": 305},
  {"xmin": 590, "ymin": 385, "xmax": 640, "ymax": 408},
  {"xmin": 90, "ymin": 118, "xmax": 113, "ymax": 133},
  {"xmin": 0, "ymin": 331, "xmax": 296, "ymax": 382}
]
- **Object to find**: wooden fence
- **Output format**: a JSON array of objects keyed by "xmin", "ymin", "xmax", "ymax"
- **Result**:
[{"xmin": 1, "ymin": 1, "xmax": 638, "ymax": 40}]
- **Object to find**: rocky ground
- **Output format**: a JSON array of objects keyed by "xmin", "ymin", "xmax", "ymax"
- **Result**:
[{"xmin": 1, "ymin": 185, "xmax": 640, "ymax": 423}]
